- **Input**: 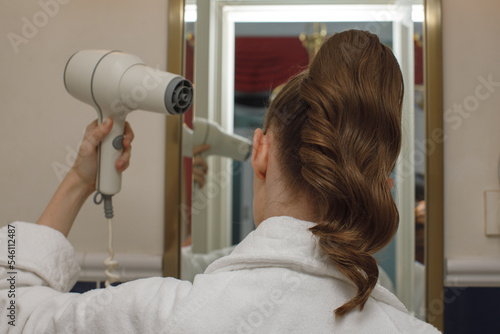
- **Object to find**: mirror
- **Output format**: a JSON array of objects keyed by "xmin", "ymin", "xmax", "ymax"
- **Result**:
[{"xmin": 170, "ymin": 0, "xmax": 443, "ymax": 330}]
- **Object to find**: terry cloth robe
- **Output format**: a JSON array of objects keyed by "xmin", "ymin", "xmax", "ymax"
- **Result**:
[{"xmin": 0, "ymin": 216, "xmax": 440, "ymax": 333}]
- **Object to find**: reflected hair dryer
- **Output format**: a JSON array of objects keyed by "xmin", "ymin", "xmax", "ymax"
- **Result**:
[
  {"xmin": 183, "ymin": 118, "xmax": 252, "ymax": 161},
  {"xmin": 64, "ymin": 50, "xmax": 193, "ymax": 217}
]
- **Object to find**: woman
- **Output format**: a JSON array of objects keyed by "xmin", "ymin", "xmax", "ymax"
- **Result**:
[{"xmin": 0, "ymin": 30, "xmax": 439, "ymax": 333}]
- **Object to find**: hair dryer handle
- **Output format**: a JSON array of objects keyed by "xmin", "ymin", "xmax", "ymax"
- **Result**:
[{"xmin": 98, "ymin": 118, "xmax": 125, "ymax": 196}]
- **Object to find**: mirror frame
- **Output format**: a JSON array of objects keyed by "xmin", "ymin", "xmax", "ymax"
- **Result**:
[
  {"xmin": 166, "ymin": 0, "xmax": 445, "ymax": 330},
  {"xmin": 163, "ymin": 0, "xmax": 186, "ymax": 278},
  {"xmin": 424, "ymin": 0, "xmax": 443, "ymax": 330}
]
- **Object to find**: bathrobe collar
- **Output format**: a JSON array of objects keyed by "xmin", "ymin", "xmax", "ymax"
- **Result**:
[{"xmin": 205, "ymin": 216, "xmax": 407, "ymax": 314}]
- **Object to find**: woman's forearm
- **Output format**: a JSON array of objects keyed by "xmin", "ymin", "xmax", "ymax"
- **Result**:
[{"xmin": 36, "ymin": 169, "xmax": 94, "ymax": 237}]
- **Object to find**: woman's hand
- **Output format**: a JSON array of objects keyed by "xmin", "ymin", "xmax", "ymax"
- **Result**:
[
  {"xmin": 37, "ymin": 119, "xmax": 134, "ymax": 237},
  {"xmin": 71, "ymin": 119, "xmax": 134, "ymax": 194},
  {"xmin": 193, "ymin": 144, "xmax": 210, "ymax": 188}
]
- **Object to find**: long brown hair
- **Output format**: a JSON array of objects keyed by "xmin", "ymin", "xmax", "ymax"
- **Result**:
[{"xmin": 264, "ymin": 30, "xmax": 404, "ymax": 316}]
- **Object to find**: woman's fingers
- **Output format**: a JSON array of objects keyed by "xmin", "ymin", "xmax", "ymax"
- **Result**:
[
  {"xmin": 193, "ymin": 144, "xmax": 211, "ymax": 156},
  {"xmin": 192, "ymin": 145, "xmax": 209, "ymax": 188},
  {"xmin": 116, "ymin": 143, "xmax": 132, "ymax": 172},
  {"xmin": 116, "ymin": 147, "xmax": 131, "ymax": 172},
  {"xmin": 123, "ymin": 121, "xmax": 135, "ymax": 148},
  {"xmin": 193, "ymin": 156, "xmax": 208, "ymax": 172},
  {"xmin": 116, "ymin": 121, "xmax": 134, "ymax": 172},
  {"xmin": 193, "ymin": 168, "xmax": 206, "ymax": 188},
  {"xmin": 79, "ymin": 119, "xmax": 113, "ymax": 157}
]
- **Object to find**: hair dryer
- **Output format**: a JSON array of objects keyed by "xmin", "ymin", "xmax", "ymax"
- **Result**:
[
  {"xmin": 183, "ymin": 118, "xmax": 252, "ymax": 161},
  {"xmin": 64, "ymin": 50, "xmax": 193, "ymax": 217}
]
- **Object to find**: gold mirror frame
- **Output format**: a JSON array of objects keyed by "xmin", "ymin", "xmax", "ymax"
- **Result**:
[
  {"xmin": 165, "ymin": 0, "xmax": 445, "ymax": 330},
  {"xmin": 424, "ymin": 0, "xmax": 443, "ymax": 330},
  {"xmin": 163, "ymin": 0, "xmax": 186, "ymax": 279}
]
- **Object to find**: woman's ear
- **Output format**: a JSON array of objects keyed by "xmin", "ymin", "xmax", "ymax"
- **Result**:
[{"xmin": 251, "ymin": 128, "xmax": 269, "ymax": 180}]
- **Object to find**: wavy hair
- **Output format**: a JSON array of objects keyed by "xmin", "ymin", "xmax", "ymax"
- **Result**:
[{"xmin": 263, "ymin": 30, "xmax": 404, "ymax": 316}]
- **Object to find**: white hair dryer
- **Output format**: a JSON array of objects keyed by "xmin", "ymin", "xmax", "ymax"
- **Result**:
[
  {"xmin": 183, "ymin": 118, "xmax": 252, "ymax": 161},
  {"xmin": 64, "ymin": 50, "xmax": 193, "ymax": 217}
]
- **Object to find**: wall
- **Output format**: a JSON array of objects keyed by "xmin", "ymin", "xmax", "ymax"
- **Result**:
[
  {"xmin": 443, "ymin": 0, "xmax": 500, "ymax": 285},
  {"xmin": 0, "ymin": 0, "xmax": 169, "ymax": 277}
]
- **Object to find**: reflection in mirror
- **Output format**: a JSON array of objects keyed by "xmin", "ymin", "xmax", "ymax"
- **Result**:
[
  {"xmin": 181, "ymin": 4, "xmax": 255, "ymax": 281},
  {"xmin": 414, "ymin": 22, "xmax": 425, "ymax": 320},
  {"xmin": 181, "ymin": 1, "xmax": 428, "ymax": 322}
]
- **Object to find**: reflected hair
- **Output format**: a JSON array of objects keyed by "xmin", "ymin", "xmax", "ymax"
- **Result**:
[{"xmin": 264, "ymin": 30, "xmax": 403, "ymax": 316}]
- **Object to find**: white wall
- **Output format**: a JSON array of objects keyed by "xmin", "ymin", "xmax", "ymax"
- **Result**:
[
  {"xmin": 443, "ymin": 0, "xmax": 500, "ymax": 285},
  {"xmin": 0, "ymin": 0, "xmax": 169, "ymax": 261}
]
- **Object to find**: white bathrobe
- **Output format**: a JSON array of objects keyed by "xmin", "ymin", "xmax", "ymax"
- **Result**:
[{"xmin": 0, "ymin": 216, "xmax": 439, "ymax": 333}]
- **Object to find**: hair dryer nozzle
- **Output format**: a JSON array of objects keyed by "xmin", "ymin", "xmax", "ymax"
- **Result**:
[{"xmin": 165, "ymin": 77, "xmax": 193, "ymax": 114}]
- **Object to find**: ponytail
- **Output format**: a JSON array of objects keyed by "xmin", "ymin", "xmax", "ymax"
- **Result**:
[{"xmin": 264, "ymin": 30, "xmax": 403, "ymax": 316}]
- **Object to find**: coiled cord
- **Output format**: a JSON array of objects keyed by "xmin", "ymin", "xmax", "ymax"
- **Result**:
[{"xmin": 104, "ymin": 218, "xmax": 120, "ymax": 287}]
